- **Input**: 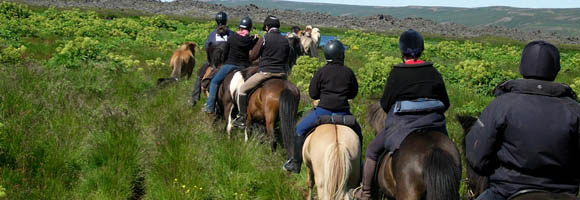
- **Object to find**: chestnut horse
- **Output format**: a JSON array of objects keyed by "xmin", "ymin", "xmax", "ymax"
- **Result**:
[
  {"xmin": 456, "ymin": 115, "xmax": 579, "ymax": 200},
  {"xmin": 303, "ymin": 124, "xmax": 361, "ymax": 200},
  {"xmin": 367, "ymin": 102, "xmax": 461, "ymax": 200},
  {"xmin": 157, "ymin": 42, "xmax": 197, "ymax": 85}
]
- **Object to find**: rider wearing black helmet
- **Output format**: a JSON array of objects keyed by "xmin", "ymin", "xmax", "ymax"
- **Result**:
[
  {"xmin": 283, "ymin": 40, "xmax": 362, "ymax": 173},
  {"xmin": 204, "ymin": 16, "xmax": 259, "ymax": 113},
  {"xmin": 233, "ymin": 15, "xmax": 291, "ymax": 127},
  {"xmin": 191, "ymin": 11, "xmax": 235, "ymax": 106},
  {"xmin": 354, "ymin": 29, "xmax": 450, "ymax": 200},
  {"xmin": 466, "ymin": 41, "xmax": 580, "ymax": 200},
  {"xmin": 205, "ymin": 11, "xmax": 235, "ymax": 49}
]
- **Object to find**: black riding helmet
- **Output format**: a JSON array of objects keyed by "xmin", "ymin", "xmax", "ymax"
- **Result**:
[
  {"xmin": 239, "ymin": 16, "xmax": 252, "ymax": 30},
  {"xmin": 520, "ymin": 40, "xmax": 560, "ymax": 81},
  {"xmin": 399, "ymin": 29, "xmax": 424, "ymax": 60},
  {"xmin": 324, "ymin": 40, "xmax": 346, "ymax": 62},
  {"xmin": 262, "ymin": 15, "xmax": 280, "ymax": 31},
  {"xmin": 215, "ymin": 11, "xmax": 228, "ymax": 26}
]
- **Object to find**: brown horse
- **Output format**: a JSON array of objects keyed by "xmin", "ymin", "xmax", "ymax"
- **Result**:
[
  {"xmin": 170, "ymin": 42, "xmax": 197, "ymax": 79},
  {"xmin": 303, "ymin": 124, "xmax": 361, "ymax": 200},
  {"xmin": 367, "ymin": 102, "xmax": 461, "ymax": 200},
  {"xmin": 157, "ymin": 42, "xmax": 197, "ymax": 86},
  {"xmin": 245, "ymin": 74, "xmax": 300, "ymax": 154},
  {"xmin": 199, "ymin": 42, "xmax": 228, "ymax": 96},
  {"xmin": 456, "ymin": 115, "xmax": 580, "ymax": 200}
]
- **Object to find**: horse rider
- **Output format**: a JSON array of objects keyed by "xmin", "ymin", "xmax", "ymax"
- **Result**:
[
  {"xmin": 190, "ymin": 11, "xmax": 235, "ymax": 106},
  {"xmin": 232, "ymin": 15, "xmax": 291, "ymax": 128},
  {"xmin": 354, "ymin": 29, "xmax": 450, "ymax": 200},
  {"xmin": 203, "ymin": 16, "xmax": 259, "ymax": 113},
  {"xmin": 283, "ymin": 40, "xmax": 362, "ymax": 174},
  {"xmin": 466, "ymin": 41, "xmax": 580, "ymax": 200}
]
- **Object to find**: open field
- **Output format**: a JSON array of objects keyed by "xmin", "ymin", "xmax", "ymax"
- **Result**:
[{"xmin": 0, "ymin": 2, "xmax": 579, "ymax": 199}]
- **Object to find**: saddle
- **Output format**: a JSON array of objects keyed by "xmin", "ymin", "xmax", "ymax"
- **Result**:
[
  {"xmin": 507, "ymin": 189, "xmax": 578, "ymax": 200},
  {"xmin": 304, "ymin": 114, "xmax": 357, "ymax": 137},
  {"xmin": 200, "ymin": 66, "xmax": 219, "ymax": 91}
]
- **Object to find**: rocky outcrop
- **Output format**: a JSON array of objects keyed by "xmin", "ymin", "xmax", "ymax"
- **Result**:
[{"xmin": 11, "ymin": 0, "xmax": 580, "ymax": 44}]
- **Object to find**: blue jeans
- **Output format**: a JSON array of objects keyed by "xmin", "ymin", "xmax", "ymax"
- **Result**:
[
  {"xmin": 205, "ymin": 64, "xmax": 240, "ymax": 111},
  {"xmin": 296, "ymin": 107, "xmax": 362, "ymax": 142},
  {"xmin": 476, "ymin": 189, "xmax": 506, "ymax": 200}
]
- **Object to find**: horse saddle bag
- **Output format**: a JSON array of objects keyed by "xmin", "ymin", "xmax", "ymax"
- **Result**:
[
  {"xmin": 315, "ymin": 114, "xmax": 357, "ymax": 128},
  {"xmin": 393, "ymin": 98, "xmax": 445, "ymax": 114}
]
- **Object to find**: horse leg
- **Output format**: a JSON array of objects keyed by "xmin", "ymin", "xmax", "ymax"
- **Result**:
[
  {"xmin": 394, "ymin": 165, "xmax": 423, "ymax": 200},
  {"xmin": 307, "ymin": 166, "xmax": 315, "ymax": 200},
  {"xmin": 265, "ymin": 111, "xmax": 277, "ymax": 152},
  {"xmin": 225, "ymin": 104, "xmax": 234, "ymax": 139}
]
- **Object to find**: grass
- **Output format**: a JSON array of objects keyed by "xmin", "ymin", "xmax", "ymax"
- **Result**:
[{"xmin": 1, "ymin": 2, "xmax": 580, "ymax": 199}]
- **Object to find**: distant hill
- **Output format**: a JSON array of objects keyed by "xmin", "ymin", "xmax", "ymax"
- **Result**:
[{"xmin": 208, "ymin": 0, "xmax": 580, "ymax": 36}]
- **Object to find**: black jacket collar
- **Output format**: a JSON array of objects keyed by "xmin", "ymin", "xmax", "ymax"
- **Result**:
[
  {"xmin": 394, "ymin": 62, "xmax": 433, "ymax": 68},
  {"xmin": 494, "ymin": 79, "xmax": 578, "ymax": 100}
]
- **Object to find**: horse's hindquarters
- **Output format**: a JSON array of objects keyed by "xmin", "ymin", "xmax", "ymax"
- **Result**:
[{"xmin": 303, "ymin": 124, "xmax": 361, "ymax": 200}]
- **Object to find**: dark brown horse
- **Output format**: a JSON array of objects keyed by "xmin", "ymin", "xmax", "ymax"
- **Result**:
[
  {"xmin": 456, "ymin": 115, "xmax": 580, "ymax": 200},
  {"xmin": 200, "ymin": 42, "xmax": 228, "ymax": 96},
  {"xmin": 367, "ymin": 102, "xmax": 461, "ymax": 200}
]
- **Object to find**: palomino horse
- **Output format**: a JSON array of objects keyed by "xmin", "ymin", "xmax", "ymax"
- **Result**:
[
  {"xmin": 367, "ymin": 102, "xmax": 462, "ymax": 200},
  {"xmin": 303, "ymin": 124, "xmax": 361, "ymax": 200},
  {"xmin": 457, "ymin": 115, "xmax": 580, "ymax": 200}
]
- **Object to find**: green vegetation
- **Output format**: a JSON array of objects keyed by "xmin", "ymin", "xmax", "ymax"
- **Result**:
[{"xmin": 1, "ymin": 2, "xmax": 579, "ymax": 199}]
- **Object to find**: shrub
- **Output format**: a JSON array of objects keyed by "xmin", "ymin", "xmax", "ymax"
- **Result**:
[
  {"xmin": 48, "ymin": 37, "xmax": 104, "ymax": 69},
  {"xmin": 452, "ymin": 60, "xmax": 518, "ymax": 95},
  {"xmin": 357, "ymin": 52, "xmax": 400, "ymax": 97},
  {"xmin": 571, "ymin": 78, "xmax": 580, "ymax": 98},
  {"xmin": 0, "ymin": 45, "xmax": 26, "ymax": 65},
  {"xmin": 0, "ymin": 2, "xmax": 31, "ymax": 19},
  {"xmin": 289, "ymin": 56, "xmax": 324, "ymax": 92}
]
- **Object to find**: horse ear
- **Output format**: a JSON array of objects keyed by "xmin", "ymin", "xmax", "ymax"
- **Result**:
[{"xmin": 455, "ymin": 115, "xmax": 478, "ymax": 134}]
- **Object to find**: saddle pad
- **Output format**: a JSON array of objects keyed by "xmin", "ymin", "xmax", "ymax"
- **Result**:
[
  {"xmin": 394, "ymin": 98, "xmax": 445, "ymax": 114},
  {"xmin": 315, "ymin": 114, "xmax": 356, "ymax": 127}
]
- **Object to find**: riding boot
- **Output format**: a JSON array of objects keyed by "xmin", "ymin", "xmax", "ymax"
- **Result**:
[
  {"xmin": 233, "ymin": 94, "xmax": 248, "ymax": 128},
  {"xmin": 354, "ymin": 158, "xmax": 376, "ymax": 200},
  {"xmin": 283, "ymin": 134, "xmax": 305, "ymax": 174}
]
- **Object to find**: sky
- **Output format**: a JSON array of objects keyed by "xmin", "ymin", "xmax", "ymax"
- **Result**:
[{"xmin": 176, "ymin": 0, "xmax": 580, "ymax": 9}]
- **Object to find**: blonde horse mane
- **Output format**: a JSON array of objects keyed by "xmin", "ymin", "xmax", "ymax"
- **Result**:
[{"xmin": 311, "ymin": 28, "xmax": 320, "ymax": 45}]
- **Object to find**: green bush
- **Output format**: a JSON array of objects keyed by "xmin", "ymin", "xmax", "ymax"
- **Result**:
[
  {"xmin": 0, "ymin": 45, "xmax": 26, "ymax": 65},
  {"xmin": 48, "ymin": 37, "xmax": 104, "ymax": 69},
  {"xmin": 0, "ymin": 1, "xmax": 31, "ymax": 19},
  {"xmin": 571, "ymin": 78, "xmax": 580, "ymax": 97},
  {"xmin": 451, "ymin": 60, "xmax": 518, "ymax": 95},
  {"xmin": 357, "ymin": 52, "xmax": 400, "ymax": 97},
  {"xmin": 289, "ymin": 56, "xmax": 324, "ymax": 92}
]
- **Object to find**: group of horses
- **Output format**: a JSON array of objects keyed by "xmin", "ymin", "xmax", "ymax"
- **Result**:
[{"xmin": 159, "ymin": 40, "xmax": 577, "ymax": 200}]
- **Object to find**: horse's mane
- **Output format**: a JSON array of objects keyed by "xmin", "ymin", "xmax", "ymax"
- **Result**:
[
  {"xmin": 367, "ymin": 102, "xmax": 387, "ymax": 135},
  {"xmin": 207, "ymin": 42, "xmax": 228, "ymax": 67},
  {"xmin": 311, "ymin": 28, "xmax": 320, "ymax": 44}
]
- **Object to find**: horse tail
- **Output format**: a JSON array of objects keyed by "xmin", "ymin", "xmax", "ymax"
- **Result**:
[
  {"xmin": 323, "ymin": 127, "xmax": 351, "ymax": 200},
  {"xmin": 278, "ymin": 88, "xmax": 299, "ymax": 158},
  {"xmin": 170, "ymin": 52, "xmax": 183, "ymax": 78},
  {"xmin": 424, "ymin": 147, "xmax": 461, "ymax": 200}
]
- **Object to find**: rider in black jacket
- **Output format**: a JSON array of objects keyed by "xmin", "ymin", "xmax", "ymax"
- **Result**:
[{"xmin": 466, "ymin": 40, "xmax": 580, "ymax": 200}]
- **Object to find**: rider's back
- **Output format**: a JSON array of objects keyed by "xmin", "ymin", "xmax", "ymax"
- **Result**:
[
  {"xmin": 471, "ymin": 79, "xmax": 580, "ymax": 197},
  {"xmin": 225, "ymin": 34, "xmax": 257, "ymax": 67},
  {"xmin": 258, "ymin": 29, "xmax": 290, "ymax": 73}
]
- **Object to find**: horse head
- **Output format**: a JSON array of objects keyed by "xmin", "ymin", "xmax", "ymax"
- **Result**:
[{"xmin": 207, "ymin": 42, "xmax": 227, "ymax": 68}]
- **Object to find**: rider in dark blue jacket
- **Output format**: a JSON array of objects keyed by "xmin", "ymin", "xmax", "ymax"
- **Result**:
[
  {"xmin": 467, "ymin": 41, "xmax": 580, "ymax": 200},
  {"xmin": 283, "ymin": 40, "xmax": 362, "ymax": 174},
  {"xmin": 191, "ymin": 11, "xmax": 235, "ymax": 106}
]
